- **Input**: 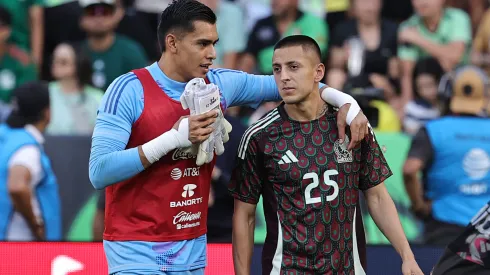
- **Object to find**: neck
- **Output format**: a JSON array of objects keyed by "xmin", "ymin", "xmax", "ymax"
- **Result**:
[
  {"xmin": 32, "ymin": 121, "xmax": 46, "ymax": 133},
  {"xmin": 158, "ymin": 55, "xmax": 188, "ymax": 83},
  {"xmin": 284, "ymin": 87, "xmax": 326, "ymax": 121},
  {"xmin": 423, "ymin": 10, "xmax": 443, "ymax": 31},
  {"xmin": 88, "ymin": 32, "xmax": 115, "ymax": 52},
  {"xmin": 276, "ymin": 8, "xmax": 297, "ymax": 24},
  {"xmin": 358, "ymin": 18, "xmax": 379, "ymax": 28},
  {"xmin": 58, "ymin": 78, "xmax": 80, "ymax": 93}
]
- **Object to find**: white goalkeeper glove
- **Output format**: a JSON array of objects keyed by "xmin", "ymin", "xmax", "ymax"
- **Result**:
[{"xmin": 181, "ymin": 79, "xmax": 232, "ymax": 166}]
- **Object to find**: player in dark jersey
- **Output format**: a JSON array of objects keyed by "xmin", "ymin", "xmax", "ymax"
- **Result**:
[
  {"xmin": 431, "ymin": 201, "xmax": 490, "ymax": 275},
  {"xmin": 228, "ymin": 35, "xmax": 423, "ymax": 275}
]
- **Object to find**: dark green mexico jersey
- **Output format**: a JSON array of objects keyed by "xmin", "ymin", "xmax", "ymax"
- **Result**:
[{"xmin": 229, "ymin": 103, "xmax": 392, "ymax": 275}]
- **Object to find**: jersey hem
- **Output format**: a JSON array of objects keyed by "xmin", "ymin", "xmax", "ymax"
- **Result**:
[
  {"xmin": 108, "ymin": 263, "xmax": 207, "ymax": 274},
  {"xmin": 103, "ymin": 228, "xmax": 207, "ymax": 242}
]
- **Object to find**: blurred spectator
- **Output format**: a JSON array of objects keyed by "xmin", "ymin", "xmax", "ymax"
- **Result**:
[
  {"xmin": 239, "ymin": 0, "xmax": 328, "ymax": 74},
  {"xmin": 471, "ymin": 8, "xmax": 490, "ymax": 76},
  {"xmin": 0, "ymin": 81, "xmax": 61, "ymax": 241},
  {"xmin": 398, "ymin": 0, "xmax": 472, "ymax": 107},
  {"xmin": 79, "ymin": 0, "xmax": 148, "ymax": 91},
  {"xmin": 207, "ymin": 111, "xmax": 247, "ymax": 243},
  {"xmin": 115, "ymin": 0, "xmax": 160, "ymax": 62},
  {"xmin": 199, "ymin": 0, "xmax": 246, "ymax": 69},
  {"xmin": 403, "ymin": 58, "xmax": 443, "ymax": 136},
  {"xmin": 447, "ymin": 0, "xmax": 488, "ymax": 35},
  {"xmin": 0, "ymin": 7, "xmax": 37, "ymax": 103},
  {"xmin": 46, "ymin": 42, "xmax": 103, "ymax": 135},
  {"xmin": 42, "ymin": 1, "xmax": 86, "ymax": 80},
  {"xmin": 327, "ymin": 0, "xmax": 399, "ymax": 102},
  {"xmin": 325, "ymin": 0, "xmax": 349, "ymax": 36},
  {"xmin": 403, "ymin": 66, "xmax": 490, "ymax": 245},
  {"xmin": 0, "ymin": 0, "xmax": 44, "ymax": 69}
]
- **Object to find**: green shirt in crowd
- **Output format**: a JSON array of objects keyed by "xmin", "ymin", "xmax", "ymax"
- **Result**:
[
  {"xmin": 0, "ymin": 45, "xmax": 37, "ymax": 103},
  {"xmin": 0, "ymin": 0, "xmax": 44, "ymax": 51},
  {"xmin": 82, "ymin": 35, "xmax": 149, "ymax": 91},
  {"xmin": 398, "ymin": 7, "xmax": 472, "ymax": 64},
  {"xmin": 46, "ymin": 82, "xmax": 103, "ymax": 135}
]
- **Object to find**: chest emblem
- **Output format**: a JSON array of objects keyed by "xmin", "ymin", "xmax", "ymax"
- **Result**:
[{"xmin": 334, "ymin": 136, "xmax": 353, "ymax": 163}]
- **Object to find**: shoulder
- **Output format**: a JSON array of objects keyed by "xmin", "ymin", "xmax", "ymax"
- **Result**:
[
  {"xmin": 8, "ymin": 144, "xmax": 41, "ymax": 168},
  {"xmin": 208, "ymin": 68, "xmax": 245, "ymax": 78},
  {"xmin": 252, "ymin": 15, "xmax": 275, "ymax": 31},
  {"xmin": 100, "ymin": 72, "xmax": 142, "ymax": 115},
  {"xmin": 115, "ymin": 35, "xmax": 145, "ymax": 51},
  {"xmin": 244, "ymin": 107, "xmax": 282, "ymax": 141},
  {"xmin": 445, "ymin": 7, "xmax": 470, "ymax": 21},
  {"xmin": 400, "ymin": 14, "xmax": 420, "ymax": 29},
  {"xmin": 7, "ymin": 45, "xmax": 33, "ymax": 66}
]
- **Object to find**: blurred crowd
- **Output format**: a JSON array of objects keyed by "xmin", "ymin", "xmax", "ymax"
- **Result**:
[{"xmin": 1, "ymin": 0, "xmax": 490, "ymax": 246}]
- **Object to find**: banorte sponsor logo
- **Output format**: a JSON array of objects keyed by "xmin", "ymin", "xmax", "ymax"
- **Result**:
[{"xmin": 173, "ymin": 211, "xmax": 201, "ymax": 230}]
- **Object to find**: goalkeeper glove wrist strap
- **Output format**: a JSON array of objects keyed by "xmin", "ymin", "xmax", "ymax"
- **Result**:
[
  {"xmin": 321, "ymin": 87, "xmax": 361, "ymax": 125},
  {"xmin": 141, "ymin": 118, "xmax": 191, "ymax": 164}
]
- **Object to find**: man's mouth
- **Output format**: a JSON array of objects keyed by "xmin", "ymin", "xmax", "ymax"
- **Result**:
[{"xmin": 200, "ymin": 64, "xmax": 212, "ymax": 69}]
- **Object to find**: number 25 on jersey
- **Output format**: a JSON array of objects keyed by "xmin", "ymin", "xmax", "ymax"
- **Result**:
[{"xmin": 304, "ymin": 170, "xmax": 339, "ymax": 205}]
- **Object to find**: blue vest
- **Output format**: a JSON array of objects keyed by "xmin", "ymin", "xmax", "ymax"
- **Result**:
[
  {"xmin": 0, "ymin": 124, "xmax": 61, "ymax": 240},
  {"xmin": 425, "ymin": 116, "xmax": 490, "ymax": 226}
]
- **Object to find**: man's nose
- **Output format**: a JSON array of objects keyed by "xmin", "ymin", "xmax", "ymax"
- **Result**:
[
  {"xmin": 280, "ymin": 70, "xmax": 290, "ymax": 82},
  {"xmin": 207, "ymin": 45, "xmax": 216, "ymax": 60}
]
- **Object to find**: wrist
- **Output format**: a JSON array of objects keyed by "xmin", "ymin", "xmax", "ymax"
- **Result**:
[{"xmin": 400, "ymin": 249, "xmax": 415, "ymax": 262}]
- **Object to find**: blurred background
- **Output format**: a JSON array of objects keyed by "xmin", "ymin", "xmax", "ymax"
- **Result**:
[{"xmin": 1, "ymin": 0, "xmax": 490, "ymax": 274}]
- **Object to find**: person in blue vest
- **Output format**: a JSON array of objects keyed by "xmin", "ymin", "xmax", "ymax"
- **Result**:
[
  {"xmin": 403, "ymin": 65, "xmax": 490, "ymax": 246},
  {"xmin": 0, "ymin": 81, "xmax": 61, "ymax": 241}
]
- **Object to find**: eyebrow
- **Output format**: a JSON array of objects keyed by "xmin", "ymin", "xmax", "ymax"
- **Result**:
[
  {"xmin": 272, "ymin": 61, "xmax": 298, "ymax": 67},
  {"xmin": 196, "ymin": 38, "xmax": 219, "ymax": 44}
]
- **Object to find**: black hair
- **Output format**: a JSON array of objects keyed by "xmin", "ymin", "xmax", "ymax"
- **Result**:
[
  {"xmin": 412, "ymin": 57, "xmax": 443, "ymax": 99},
  {"xmin": 51, "ymin": 42, "xmax": 93, "ymax": 89},
  {"xmin": 0, "ymin": 6, "xmax": 11, "ymax": 26},
  {"xmin": 157, "ymin": 0, "xmax": 217, "ymax": 52},
  {"xmin": 273, "ymin": 35, "xmax": 322, "ymax": 62}
]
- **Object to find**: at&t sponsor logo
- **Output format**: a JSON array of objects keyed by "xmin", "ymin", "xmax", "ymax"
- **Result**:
[
  {"xmin": 173, "ymin": 211, "xmax": 201, "ymax": 230},
  {"xmin": 171, "ymin": 167, "xmax": 200, "ymax": 180}
]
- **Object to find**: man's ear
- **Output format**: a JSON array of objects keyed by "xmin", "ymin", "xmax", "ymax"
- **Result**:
[
  {"xmin": 315, "ymin": 63, "xmax": 325, "ymax": 82},
  {"xmin": 166, "ymin": 34, "xmax": 178, "ymax": 54}
]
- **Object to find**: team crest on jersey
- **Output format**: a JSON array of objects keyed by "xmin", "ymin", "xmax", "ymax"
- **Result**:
[{"xmin": 334, "ymin": 136, "xmax": 353, "ymax": 163}]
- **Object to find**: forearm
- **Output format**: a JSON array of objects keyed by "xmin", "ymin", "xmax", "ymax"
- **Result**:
[
  {"xmin": 403, "ymin": 172, "xmax": 425, "ymax": 208},
  {"xmin": 367, "ymin": 189, "xmax": 414, "ymax": 261},
  {"xmin": 413, "ymin": 38, "xmax": 462, "ymax": 70},
  {"xmin": 89, "ymin": 138, "xmax": 144, "ymax": 189},
  {"xmin": 232, "ymin": 214, "xmax": 255, "ymax": 275},
  {"xmin": 400, "ymin": 73, "xmax": 413, "ymax": 104},
  {"xmin": 30, "ymin": 7, "xmax": 44, "ymax": 66},
  {"xmin": 9, "ymin": 190, "xmax": 39, "ymax": 233}
]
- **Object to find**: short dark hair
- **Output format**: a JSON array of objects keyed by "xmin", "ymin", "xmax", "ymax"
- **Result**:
[
  {"xmin": 157, "ymin": 0, "xmax": 217, "ymax": 52},
  {"xmin": 0, "ymin": 6, "xmax": 12, "ymax": 27},
  {"xmin": 274, "ymin": 35, "xmax": 322, "ymax": 62}
]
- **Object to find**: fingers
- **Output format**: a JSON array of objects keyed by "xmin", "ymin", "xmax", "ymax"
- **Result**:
[{"xmin": 194, "ymin": 110, "xmax": 219, "ymax": 121}]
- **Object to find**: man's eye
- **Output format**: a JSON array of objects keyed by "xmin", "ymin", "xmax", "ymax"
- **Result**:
[{"xmin": 290, "ymin": 65, "xmax": 298, "ymax": 70}]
